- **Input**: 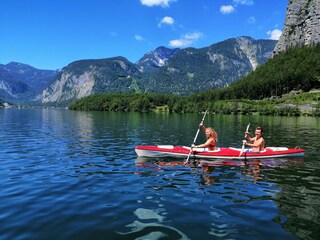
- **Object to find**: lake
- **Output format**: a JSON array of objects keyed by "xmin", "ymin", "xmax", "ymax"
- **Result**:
[{"xmin": 0, "ymin": 108, "xmax": 319, "ymax": 240}]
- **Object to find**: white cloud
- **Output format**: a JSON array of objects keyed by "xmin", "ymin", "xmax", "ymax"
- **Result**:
[
  {"xmin": 220, "ymin": 5, "xmax": 235, "ymax": 14},
  {"xmin": 169, "ymin": 32, "xmax": 202, "ymax": 48},
  {"xmin": 246, "ymin": 16, "xmax": 256, "ymax": 24},
  {"xmin": 169, "ymin": 39, "xmax": 192, "ymax": 47},
  {"xmin": 158, "ymin": 16, "xmax": 174, "ymax": 27},
  {"xmin": 135, "ymin": 34, "xmax": 146, "ymax": 41},
  {"xmin": 184, "ymin": 32, "xmax": 202, "ymax": 40},
  {"xmin": 221, "ymin": 1, "xmax": 253, "ymax": 15},
  {"xmin": 140, "ymin": 0, "xmax": 176, "ymax": 7},
  {"xmin": 267, "ymin": 29, "xmax": 282, "ymax": 40},
  {"xmin": 233, "ymin": 0, "xmax": 254, "ymax": 6}
]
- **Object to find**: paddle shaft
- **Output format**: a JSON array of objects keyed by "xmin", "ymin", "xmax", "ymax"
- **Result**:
[
  {"xmin": 239, "ymin": 123, "xmax": 250, "ymax": 157},
  {"xmin": 244, "ymin": 123, "xmax": 250, "ymax": 138},
  {"xmin": 185, "ymin": 110, "xmax": 208, "ymax": 162}
]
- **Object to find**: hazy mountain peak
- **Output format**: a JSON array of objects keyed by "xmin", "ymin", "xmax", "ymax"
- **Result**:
[{"xmin": 136, "ymin": 46, "xmax": 180, "ymax": 73}]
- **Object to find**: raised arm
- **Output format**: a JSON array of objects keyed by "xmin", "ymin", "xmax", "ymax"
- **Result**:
[
  {"xmin": 200, "ymin": 123, "xmax": 206, "ymax": 133},
  {"xmin": 245, "ymin": 131, "xmax": 254, "ymax": 142}
]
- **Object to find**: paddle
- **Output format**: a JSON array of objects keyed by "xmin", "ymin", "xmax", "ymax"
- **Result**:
[
  {"xmin": 185, "ymin": 110, "xmax": 209, "ymax": 163},
  {"xmin": 239, "ymin": 123, "xmax": 250, "ymax": 157}
]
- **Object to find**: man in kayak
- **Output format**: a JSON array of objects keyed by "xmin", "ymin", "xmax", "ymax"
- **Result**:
[
  {"xmin": 243, "ymin": 127, "xmax": 265, "ymax": 152},
  {"xmin": 192, "ymin": 123, "xmax": 218, "ymax": 150}
]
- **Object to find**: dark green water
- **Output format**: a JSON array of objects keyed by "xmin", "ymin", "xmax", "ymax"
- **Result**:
[{"xmin": 0, "ymin": 108, "xmax": 319, "ymax": 239}]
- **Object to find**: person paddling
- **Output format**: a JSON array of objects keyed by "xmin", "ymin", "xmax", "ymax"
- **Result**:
[
  {"xmin": 192, "ymin": 123, "xmax": 218, "ymax": 150},
  {"xmin": 242, "ymin": 127, "xmax": 265, "ymax": 152}
]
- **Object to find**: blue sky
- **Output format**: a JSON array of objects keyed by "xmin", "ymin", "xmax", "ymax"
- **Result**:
[{"xmin": 0, "ymin": 0, "xmax": 287, "ymax": 70}]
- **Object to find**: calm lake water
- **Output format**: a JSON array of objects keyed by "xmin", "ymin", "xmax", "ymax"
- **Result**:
[{"xmin": 0, "ymin": 108, "xmax": 319, "ymax": 240}]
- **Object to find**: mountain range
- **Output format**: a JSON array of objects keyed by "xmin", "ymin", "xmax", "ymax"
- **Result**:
[
  {"xmin": 0, "ymin": 36, "xmax": 276, "ymax": 106},
  {"xmin": 0, "ymin": 62, "xmax": 59, "ymax": 104}
]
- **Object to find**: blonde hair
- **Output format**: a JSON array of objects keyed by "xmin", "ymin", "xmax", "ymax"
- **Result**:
[{"xmin": 206, "ymin": 127, "xmax": 218, "ymax": 142}]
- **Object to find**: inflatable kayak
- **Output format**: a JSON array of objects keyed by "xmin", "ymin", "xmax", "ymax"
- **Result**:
[{"xmin": 135, "ymin": 145, "xmax": 304, "ymax": 160}]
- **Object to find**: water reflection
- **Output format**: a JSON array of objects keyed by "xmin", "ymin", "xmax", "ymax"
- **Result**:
[
  {"xmin": 136, "ymin": 157, "xmax": 304, "ymax": 172},
  {"xmin": 201, "ymin": 165, "xmax": 216, "ymax": 186},
  {"xmin": 118, "ymin": 208, "xmax": 190, "ymax": 239},
  {"xmin": 135, "ymin": 157, "xmax": 305, "ymax": 188},
  {"xmin": 134, "ymin": 156, "xmax": 302, "ymax": 239}
]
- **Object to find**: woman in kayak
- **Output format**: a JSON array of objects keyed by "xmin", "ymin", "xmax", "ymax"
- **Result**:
[
  {"xmin": 243, "ymin": 127, "xmax": 265, "ymax": 152},
  {"xmin": 192, "ymin": 123, "xmax": 218, "ymax": 150}
]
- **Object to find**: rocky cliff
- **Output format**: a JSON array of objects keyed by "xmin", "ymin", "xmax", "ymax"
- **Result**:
[
  {"xmin": 136, "ymin": 46, "xmax": 180, "ymax": 73},
  {"xmin": 40, "ymin": 57, "xmax": 141, "ymax": 105},
  {"xmin": 40, "ymin": 37, "xmax": 276, "ymax": 105},
  {"xmin": 274, "ymin": 0, "xmax": 320, "ymax": 54},
  {"xmin": 139, "ymin": 37, "xmax": 276, "ymax": 95}
]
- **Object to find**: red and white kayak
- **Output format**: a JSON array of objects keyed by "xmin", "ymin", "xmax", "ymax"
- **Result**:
[{"xmin": 135, "ymin": 145, "xmax": 305, "ymax": 160}]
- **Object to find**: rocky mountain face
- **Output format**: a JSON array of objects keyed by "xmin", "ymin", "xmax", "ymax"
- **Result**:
[
  {"xmin": 0, "ymin": 36, "xmax": 276, "ymax": 106},
  {"xmin": 0, "ymin": 62, "xmax": 58, "ymax": 103},
  {"xmin": 274, "ymin": 0, "xmax": 320, "ymax": 55},
  {"xmin": 41, "ymin": 57, "xmax": 141, "ymax": 105},
  {"xmin": 136, "ymin": 46, "xmax": 180, "ymax": 74},
  {"xmin": 138, "ymin": 37, "xmax": 276, "ymax": 95},
  {"xmin": 236, "ymin": 36, "xmax": 275, "ymax": 70},
  {"xmin": 41, "ymin": 36, "xmax": 276, "ymax": 105}
]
